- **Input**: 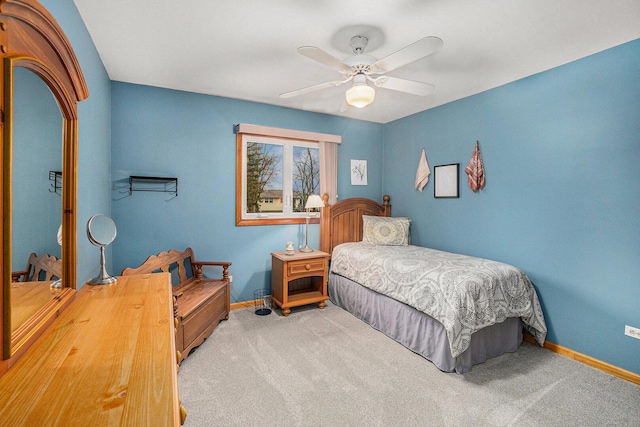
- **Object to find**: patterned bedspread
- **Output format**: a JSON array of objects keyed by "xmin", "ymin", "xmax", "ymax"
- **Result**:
[{"xmin": 330, "ymin": 243, "xmax": 547, "ymax": 357}]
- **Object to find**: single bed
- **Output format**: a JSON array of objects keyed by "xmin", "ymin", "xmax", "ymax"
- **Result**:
[{"xmin": 319, "ymin": 195, "xmax": 547, "ymax": 373}]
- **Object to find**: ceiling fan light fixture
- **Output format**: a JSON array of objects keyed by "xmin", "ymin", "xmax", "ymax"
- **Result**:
[
  {"xmin": 345, "ymin": 83, "xmax": 375, "ymax": 108},
  {"xmin": 285, "ymin": 35, "xmax": 442, "ymax": 111}
]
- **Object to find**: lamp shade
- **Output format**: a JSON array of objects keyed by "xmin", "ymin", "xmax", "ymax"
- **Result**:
[
  {"xmin": 305, "ymin": 194, "xmax": 324, "ymax": 209},
  {"xmin": 345, "ymin": 84, "xmax": 375, "ymax": 108}
]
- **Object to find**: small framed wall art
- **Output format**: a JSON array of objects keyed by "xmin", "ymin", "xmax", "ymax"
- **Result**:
[
  {"xmin": 434, "ymin": 163, "xmax": 459, "ymax": 198},
  {"xmin": 350, "ymin": 159, "xmax": 368, "ymax": 186}
]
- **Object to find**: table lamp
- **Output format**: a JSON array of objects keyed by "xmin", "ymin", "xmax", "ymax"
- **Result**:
[{"xmin": 300, "ymin": 194, "xmax": 324, "ymax": 252}]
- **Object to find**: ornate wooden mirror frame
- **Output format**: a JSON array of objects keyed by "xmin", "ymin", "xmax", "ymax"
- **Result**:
[{"xmin": 0, "ymin": 0, "xmax": 87, "ymax": 371}]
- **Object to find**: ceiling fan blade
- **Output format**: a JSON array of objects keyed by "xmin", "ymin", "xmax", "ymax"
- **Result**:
[
  {"xmin": 279, "ymin": 78, "xmax": 351, "ymax": 99},
  {"xmin": 339, "ymin": 99, "xmax": 349, "ymax": 112},
  {"xmin": 370, "ymin": 76, "xmax": 434, "ymax": 96},
  {"xmin": 298, "ymin": 46, "xmax": 352, "ymax": 72},
  {"xmin": 374, "ymin": 36, "xmax": 443, "ymax": 73}
]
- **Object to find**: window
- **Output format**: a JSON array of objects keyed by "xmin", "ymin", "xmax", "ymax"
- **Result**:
[
  {"xmin": 239, "ymin": 135, "xmax": 319, "ymax": 223},
  {"xmin": 236, "ymin": 124, "xmax": 340, "ymax": 226}
]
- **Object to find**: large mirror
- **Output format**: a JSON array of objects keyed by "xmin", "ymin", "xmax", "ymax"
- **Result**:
[
  {"xmin": 1, "ymin": 0, "xmax": 88, "ymax": 366},
  {"xmin": 10, "ymin": 67, "xmax": 63, "ymax": 336}
]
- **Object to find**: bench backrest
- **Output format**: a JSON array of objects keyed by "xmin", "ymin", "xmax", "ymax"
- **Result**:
[
  {"xmin": 121, "ymin": 247, "xmax": 196, "ymax": 286},
  {"xmin": 13, "ymin": 253, "xmax": 62, "ymax": 282}
]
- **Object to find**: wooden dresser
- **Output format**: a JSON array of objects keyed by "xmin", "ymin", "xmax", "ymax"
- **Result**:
[{"xmin": 0, "ymin": 273, "xmax": 185, "ymax": 426}]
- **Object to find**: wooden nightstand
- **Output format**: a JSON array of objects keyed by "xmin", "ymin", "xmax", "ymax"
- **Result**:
[{"xmin": 270, "ymin": 250, "xmax": 330, "ymax": 316}]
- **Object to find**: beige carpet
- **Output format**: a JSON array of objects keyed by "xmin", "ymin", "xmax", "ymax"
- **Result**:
[{"xmin": 178, "ymin": 302, "xmax": 640, "ymax": 426}]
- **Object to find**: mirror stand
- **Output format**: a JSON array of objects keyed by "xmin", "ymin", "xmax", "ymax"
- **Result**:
[
  {"xmin": 89, "ymin": 246, "xmax": 117, "ymax": 285},
  {"xmin": 87, "ymin": 214, "xmax": 117, "ymax": 286}
]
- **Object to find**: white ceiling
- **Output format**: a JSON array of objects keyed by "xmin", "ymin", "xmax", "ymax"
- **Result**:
[{"xmin": 73, "ymin": 0, "xmax": 640, "ymax": 124}]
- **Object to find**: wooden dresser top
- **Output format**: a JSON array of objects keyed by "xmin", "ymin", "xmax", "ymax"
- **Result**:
[{"xmin": 0, "ymin": 273, "xmax": 179, "ymax": 426}]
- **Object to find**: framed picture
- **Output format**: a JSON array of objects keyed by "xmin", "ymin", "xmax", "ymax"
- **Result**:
[
  {"xmin": 434, "ymin": 163, "xmax": 459, "ymax": 198},
  {"xmin": 350, "ymin": 159, "xmax": 367, "ymax": 186}
]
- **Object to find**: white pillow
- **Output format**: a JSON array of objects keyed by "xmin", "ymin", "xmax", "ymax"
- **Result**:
[{"xmin": 362, "ymin": 215, "xmax": 411, "ymax": 246}]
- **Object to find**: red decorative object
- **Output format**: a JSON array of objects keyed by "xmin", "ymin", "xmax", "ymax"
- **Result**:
[{"xmin": 465, "ymin": 141, "xmax": 486, "ymax": 192}]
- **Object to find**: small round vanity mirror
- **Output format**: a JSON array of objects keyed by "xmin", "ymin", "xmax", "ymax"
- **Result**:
[{"xmin": 87, "ymin": 214, "xmax": 117, "ymax": 285}]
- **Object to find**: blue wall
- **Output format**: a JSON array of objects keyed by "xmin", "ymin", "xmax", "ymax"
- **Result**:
[
  {"xmin": 110, "ymin": 82, "xmax": 383, "ymax": 303},
  {"xmin": 382, "ymin": 39, "xmax": 640, "ymax": 375}
]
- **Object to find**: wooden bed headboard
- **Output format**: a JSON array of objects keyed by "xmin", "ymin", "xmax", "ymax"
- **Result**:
[{"xmin": 319, "ymin": 194, "xmax": 391, "ymax": 255}]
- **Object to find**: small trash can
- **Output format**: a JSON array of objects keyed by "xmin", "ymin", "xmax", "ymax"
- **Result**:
[{"xmin": 254, "ymin": 289, "xmax": 272, "ymax": 316}]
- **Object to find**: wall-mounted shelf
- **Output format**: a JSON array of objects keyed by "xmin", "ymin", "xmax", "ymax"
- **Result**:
[
  {"xmin": 49, "ymin": 170, "xmax": 62, "ymax": 195},
  {"xmin": 129, "ymin": 176, "xmax": 178, "ymax": 197}
]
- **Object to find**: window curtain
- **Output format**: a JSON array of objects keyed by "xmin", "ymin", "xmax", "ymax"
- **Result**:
[{"xmin": 319, "ymin": 140, "xmax": 338, "ymax": 205}]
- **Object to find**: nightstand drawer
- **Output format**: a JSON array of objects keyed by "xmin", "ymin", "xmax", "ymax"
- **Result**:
[{"xmin": 288, "ymin": 258, "xmax": 326, "ymax": 275}]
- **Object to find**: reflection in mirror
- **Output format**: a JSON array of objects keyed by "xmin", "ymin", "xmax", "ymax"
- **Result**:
[
  {"xmin": 87, "ymin": 214, "xmax": 117, "ymax": 285},
  {"xmin": 10, "ymin": 67, "xmax": 63, "ymax": 335}
]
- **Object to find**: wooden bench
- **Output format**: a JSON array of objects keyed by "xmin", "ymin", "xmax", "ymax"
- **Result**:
[
  {"xmin": 12, "ymin": 253, "xmax": 62, "ymax": 283},
  {"xmin": 122, "ymin": 247, "xmax": 231, "ymax": 362}
]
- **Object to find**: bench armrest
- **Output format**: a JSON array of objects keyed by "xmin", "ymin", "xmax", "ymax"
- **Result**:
[
  {"xmin": 192, "ymin": 261, "xmax": 232, "ymax": 280},
  {"xmin": 12, "ymin": 269, "xmax": 28, "ymax": 282}
]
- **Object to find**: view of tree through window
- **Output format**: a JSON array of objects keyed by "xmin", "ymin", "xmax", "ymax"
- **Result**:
[
  {"xmin": 244, "ymin": 139, "xmax": 319, "ymax": 216},
  {"xmin": 246, "ymin": 142, "xmax": 282, "ymax": 213},
  {"xmin": 293, "ymin": 146, "xmax": 320, "ymax": 212}
]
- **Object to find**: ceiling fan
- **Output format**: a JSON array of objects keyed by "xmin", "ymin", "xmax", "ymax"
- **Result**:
[{"xmin": 280, "ymin": 35, "xmax": 443, "ymax": 109}]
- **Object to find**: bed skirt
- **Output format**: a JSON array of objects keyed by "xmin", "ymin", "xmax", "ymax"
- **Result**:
[{"xmin": 328, "ymin": 272, "xmax": 523, "ymax": 373}]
